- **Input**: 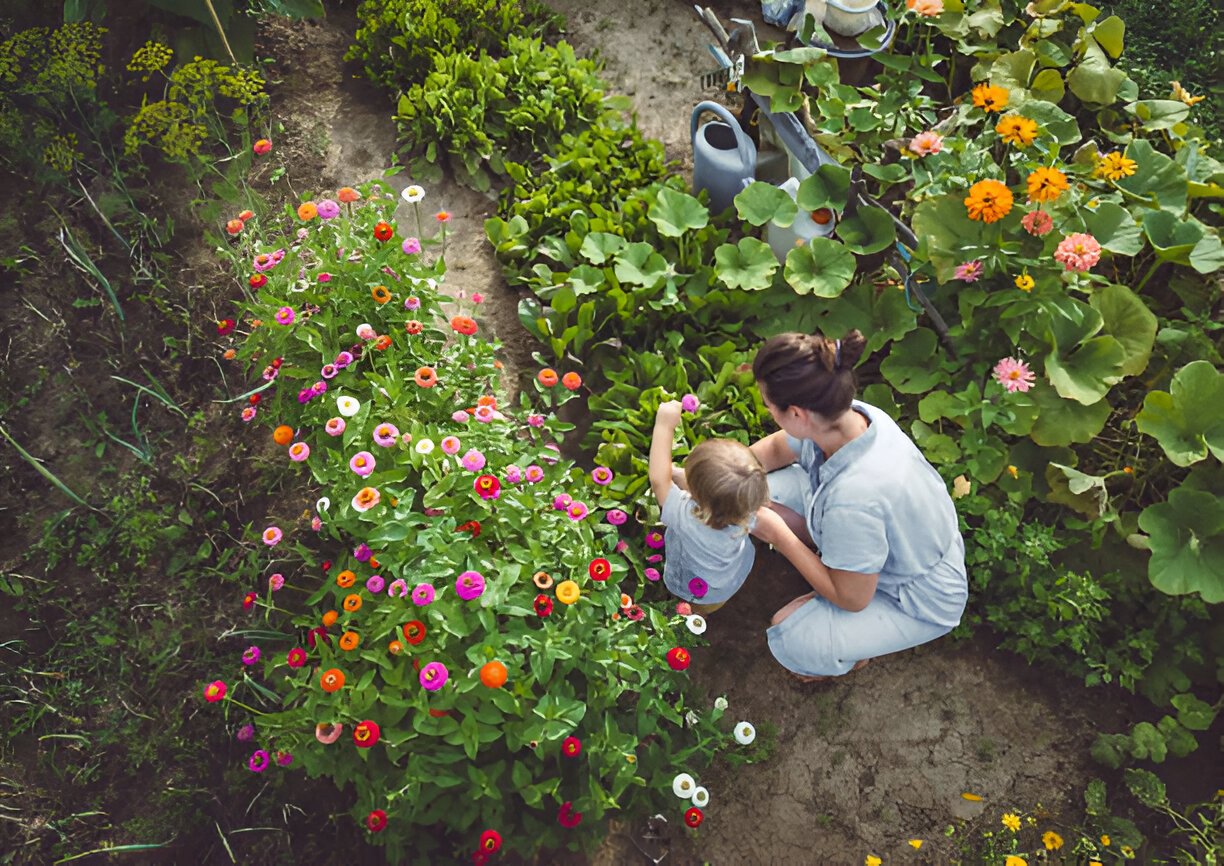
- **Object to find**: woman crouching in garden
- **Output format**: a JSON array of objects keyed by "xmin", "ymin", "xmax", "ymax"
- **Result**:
[{"xmin": 748, "ymin": 330, "xmax": 968, "ymax": 682}]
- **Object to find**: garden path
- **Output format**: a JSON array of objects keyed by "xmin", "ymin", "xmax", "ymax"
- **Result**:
[{"xmin": 264, "ymin": 5, "xmax": 1121, "ymax": 863}]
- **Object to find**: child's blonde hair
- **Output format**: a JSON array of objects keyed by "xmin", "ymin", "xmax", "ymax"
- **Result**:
[{"xmin": 683, "ymin": 439, "xmax": 769, "ymax": 530}]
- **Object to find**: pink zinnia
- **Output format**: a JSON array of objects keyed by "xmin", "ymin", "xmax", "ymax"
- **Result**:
[
  {"xmin": 992, "ymin": 357, "xmax": 1037, "ymax": 393},
  {"xmin": 420, "ymin": 661, "xmax": 448, "ymax": 691},
  {"xmin": 248, "ymin": 749, "xmax": 270, "ymax": 772},
  {"xmin": 373, "ymin": 423, "xmax": 399, "ymax": 447},
  {"xmin": 241, "ymin": 646, "xmax": 261, "ymax": 665},
  {"xmin": 1021, "ymin": 209, "xmax": 1054, "ymax": 236},
  {"xmin": 474, "ymin": 406, "xmax": 495, "ymax": 423},
  {"xmin": 325, "ymin": 417, "xmax": 346, "ymax": 436},
  {"xmin": 455, "ymin": 570, "xmax": 485, "ymax": 601},
  {"xmin": 316, "ymin": 199, "xmax": 340, "ymax": 220},
  {"xmin": 954, "ymin": 260, "xmax": 984, "ymax": 282},
  {"xmin": 527, "ymin": 414, "xmax": 545, "ymax": 427},
  {"xmin": 606, "ymin": 508, "xmax": 628, "ymax": 526},
  {"xmin": 203, "ymin": 680, "xmax": 227, "ymax": 702},
  {"xmin": 412, "ymin": 583, "xmax": 436, "ymax": 606},
  {"xmin": 289, "ymin": 442, "xmax": 310, "ymax": 462},
  {"xmin": 645, "ymin": 530, "xmax": 665, "ymax": 549},
  {"xmin": 524, "ymin": 464, "xmax": 544, "ymax": 483},
  {"xmin": 1053, "ymin": 232, "xmax": 1102, "ymax": 272},
  {"xmin": 461, "ymin": 449, "xmax": 487, "ymax": 472},
  {"xmin": 645, "ymin": 567, "xmax": 661, "ymax": 582},
  {"xmin": 910, "ymin": 130, "xmax": 944, "ymax": 156},
  {"xmin": 681, "ymin": 394, "xmax": 701, "ymax": 413},
  {"xmin": 591, "ymin": 466, "xmax": 614, "ymax": 485},
  {"xmin": 452, "ymin": 410, "xmax": 470, "ymax": 423},
  {"xmin": 262, "ymin": 526, "xmax": 282, "ymax": 546},
  {"xmin": 350, "ymin": 451, "xmax": 376, "ymax": 476},
  {"xmin": 688, "ymin": 577, "xmax": 709, "ymax": 598},
  {"xmin": 505, "ymin": 465, "xmax": 523, "ymax": 484},
  {"xmin": 402, "ymin": 237, "xmax": 422, "ymax": 255},
  {"xmin": 287, "ymin": 648, "xmax": 307, "ymax": 668},
  {"xmin": 567, "ymin": 501, "xmax": 589, "ymax": 521},
  {"xmin": 275, "ymin": 306, "xmax": 295, "ymax": 325},
  {"xmin": 441, "ymin": 435, "xmax": 461, "ymax": 455},
  {"xmin": 553, "ymin": 493, "xmax": 573, "ymax": 511},
  {"xmin": 268, "ymin": 573, "xmax": 285, "ymax": 591}
]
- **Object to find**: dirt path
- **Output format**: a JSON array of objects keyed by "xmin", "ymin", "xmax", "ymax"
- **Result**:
[{"xmin": 265, "ymin": 6, "xmax": 1117, "ymax": 863}]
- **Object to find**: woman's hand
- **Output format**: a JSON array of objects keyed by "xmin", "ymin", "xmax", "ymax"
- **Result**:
[{"xmin": 751, "ymin": 506, "xmax": 793, "ymax": 546}]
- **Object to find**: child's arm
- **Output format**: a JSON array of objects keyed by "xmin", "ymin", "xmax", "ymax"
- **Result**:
[{"xmin": 649, "ymin": 401, "xmax": 684, "ymax": 508}]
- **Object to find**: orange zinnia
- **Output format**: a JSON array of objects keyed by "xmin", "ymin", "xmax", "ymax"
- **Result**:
[
  {"xmin": 561, "ymin": 372, "xmax": 583, "ymax": 391},
  {"xmin": 272, "ymin": 425, "xmax": 294, "ymax": 446},
  {"xmin": 538, "ymin": 368, "xmax": 559, "ymax": 387},
  {"xmin": 971, "ymin": 82, "xmax": 1009, "ymax": 113},
  {"xmin": 964, "ymin": 179, "xmax": 1014, "ymax": 223},
  {"xmin": 374, "ymin": 335, "xmax": 392, "ymax": 351},
  {"xmin": 337, "ymin": 186, "xmax": 361, "ymax": 203},
  {"xmin": 414, "ymin": 366, "xmax": 437, "ymax": 388},
  {"xmin": 405, "ymin": 319, "xmax": 423, "ymax": 335},
  {"xmin": 479, "ymin": 661, "xmax": 508, "ymax": 688},
  {"xmin": 322, "ymin": 610, "xmax": 339, "ymax": 627},
  {"xmin": 450, "ymin": 315, "xmax": 477, "ymax": 335},
  {"xmin": 1026, "ymin": 166, "xmax": 1069, "ymax": 203},
  {"xmin": 297, "ymin": 201, "xmax": 318, "ymax": 221},
  {"xmin": 336, "ymin": 570, "xmax": 356, "ymax": 588},
  {"xmin": 402, "ymin": 620, "xmax": 426, "ymax": 645},
  {"xmin": 995, "ymin": 114, "xmax": 1038, "ymax": 147},
  {"xmin": 343, "ymin": 593, "xmax": 362, "ymax": 612},
  {"xmin": 371, "ymin": 285, "xmax": 391, "ymax": 304},
  {"xmin": 388, "ymin": 639, "xmax": 404, "ymax": 655},
  {"xmin": 477, "ymin": 395, "xmax": 497, "ymax": 408},
  {"xmin": 320, "ymin": 668, "xmax": 345, "ymax": 692},
  {"xmin": 339, "ymin": 631, "xmax": 360, "ymax": 651}
]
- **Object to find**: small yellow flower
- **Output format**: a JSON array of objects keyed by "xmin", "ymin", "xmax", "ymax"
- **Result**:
[
  {"xmin": 1002, "ymin": 812, "xmax": 1021, "ymax": 832},
  {"xmin": 866, "ymin": 856, "xmax": 882, "ymax": 866},
  {"xmin": 1015, "ymin": 273, "xmax": 1034, "ymax": 292},
  {"xmin": 1042, "ymin": 830, "xmax": 1064, "ymax": 850},
  {"xmin": 908, "ymin": 839, "xmax": 922, "ymax": 849},
  {"xmin": 1094, "ymin": 151, "xmax": 1137, "ymax": 181},
  {"xmin": 1101, "ymin": 834, "xmax": 1110, "ymax": 846},
  {"xmin": 1090, "ymin": 862, "xmax": 1103, "ymax": 866},
  {"xmin": 1171, "ymin": 80, "xmax": 1205, "ymax": 106},
  {"xmin": 1004, "ymin": 857, "xmax": 1027, "ymax": 866},
  {"xmin": 1006, "ymin": 465, "xmax": 1019, "ymax": 479}
]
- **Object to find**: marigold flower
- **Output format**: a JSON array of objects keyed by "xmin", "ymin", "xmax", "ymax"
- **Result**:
[
  {"xmin": 556, "ymin": 580, "xmax": 581, "ymax": 605},
  {"xmin": 297, "ymin": 202, "xmax": 318, "ymax": 221},
  {"xmin": 1054, "ymin": 232, "xmax": 1102, "ymax": 272},
  {"xmin": 451, "ymin": 315, "xmax": 478, "ymax": 335},
  {"xmin": 1094, "ymin": 150, "xmax": 1137, "ymax": 181},
  {"xmin": 338, "ymin": 186, "xmax": 360, "ymax": 203},
  {"xmin": 534, "ymin": 594, "xmax": 554, "ymax": 616},
  {"xmin": 995, "ymin": 114, "xmax": 1038, "ymax": 147},
  {"xmin": 479, "ymin": 660, "xmax": 507, "ymax": 688},
  {"xmin": 667, "ymin": 647, "xmax": 691, "ymax": 671},
  {"xmin": 353, "ymin": 719, "xmax": 380, "ymax": 747},
  {"xmin": 203, "ymin": 680, "xmax": 227, "ymax": 702},
  {"xmin": 1027, "ymin": 166, "xmax": 1069, "ymax": 202},
  {"xmin": 403, "ymin": 620, "xmax": 426, "ymax": 644},
  {"xmin": 253, "ymin": 138, "xmax": 272, "ymax": 155},
  {"xmin": 320, "ymin": 668, "xmax": 345, "ymax": 692},
  {"xmin": 538, "ymin": 368, "xmax": 559, "ymax": 387},
  {"xmin": 420, "ymin": 661, "xmax": 449, "ymax": 690},
  {"xmin": 371, "ymin": 285, "xmax": 391, "ymax": 304},
  {"xmin": 339, "ymin": 631, "xmax": 360, "ymax": 651},
  {"xmin": 373, "ymin": 221, "xmax": 393, "ymax": 241},
  {"xmin": 993, "ymin": 357, "xmax": 1036, "ymax": 393},
  {"xmin": 964, "ymin": 179, "xmax": 1014, "ymax": 223},
  {"xmin": 366, "ymin": 809, "xmax": 387, "ymax": 832},
  {"xmin": 911, "ymin": 131, "xmax": 944, "ymax": 158},
  {"xmin": 971, "ymin": 82, "xmax": 1009, "ymax": 112},
  {"xmin": 414, "ymin": 366, "xmax": 437, "ymax": 388},
  {"xmin": 561, "ymin": 371, "xmax": 583, "ymax": 390},
  {"xmin": 589, "ymin": 558, "xmax": 611, "ymax": 581}
]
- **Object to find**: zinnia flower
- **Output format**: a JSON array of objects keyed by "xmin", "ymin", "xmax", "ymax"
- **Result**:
[
  {"xmin": 253, "ymin": 138, "xmax": 272, "ymax": 155},
  {"xmin": 971, "ymin": 82, "xmax": 1009, "ymax": 112},
  {"xmin": 1094, "ymin": 151, "xmax": 1137, "ymax": 181},
  {"xmin": 402, "ymin": 184, "xmax": 424, "ymax": 203},
  {"xmin": 667, "ymin": 647, "xmax": 691, "ymax": 671},
  {"xmin": 524, "ymin": 465, "xmax": 544, "ymax": 483},
  {"xmin": 1021, "ymin": 209, "xmax": 1054, "ymax": 236},
  {"xmin": 316, "ymin": 199, "xmax": 339, "ymax": 220},
  {"xmin": 1014, "ymin": 273, "xmax": 1035, "ymax": 291},
  {"xmin": 909, "ymin": 130, "xmax": 943, "ymax": 156},
  {"xmin": 319, "ymin": 668, "xmax": 345, "ymax": 692},
  {"xmin": 1053, "ymin": 232, "xmax": 1102, "ymax": 272},
  {"xmin": 672, "ymin": 773, "xmax": 696, "ymax": 798},
  {"xmin": 1042, "ymin": 831, "xmax": 1064, "ymax": 851},
  {"xmin": 435, "ymin": 210, "xmax": 451, "ymax": 223},
  {"xmin": 402, "ymin": 237, "xmax": 421, "ymax": 255},
  {"xmin": 692, "ymin": 786, "xmax": 710, "ymax": 807},
  {"xmin": 336, "ymin": 396, "xmax": 360, "ymax": 417},
  {"xmin": 562, "ymin": 736, "xmax": 581, "ymax": 757},
  {"xmin": 414, "ymin": 366, "xmax": 437, "ymax": 388},
  {"xmin": 287, "ymin": 647, "xmax": 307, "ymax": 668},
  {"xmin": 268, "ymin": 573, "xmax": 285, "ymax": 591},
  {"xmin": 606, "ymin": 508, "xmax": 628, "ymax": 525},
  {"xmin": 645, "ymin": 529, "xmax": 665, "ymax": 549},
  {"xmin": 241, "ymin": 646, "xmax": 261, "ymax": 665},
  {"xmin": 455, "ymin": 570, "xmax": 485, "ymax": 600},
  {"xmin": 555, "ymin": 580, "xmax": 580, "ymax": 605},
  {"xmin": 995, "ymin": 114, "xmax": 1038, "ymax": 147},
  {"xmin": 297, "ymin": 202, "xmax": 317, "ymax": 221},
  {"xmin": 366, "ymin": 809, "xmax": 387, "ymax": 832},
  {"xmin": 352, "ymin": 486, "xmax": 381, "ymax": 512},
  {"xmin": 1001, "ymin": 813, "xmax": 1021, "ymax": 832},
  {"xmin": 460, "ymin": 449, "xmax": 486, "ymax": 472},
  {"xmin": 325, "ymin": 417, "xmax": 346, "ymax": 438},
  {"xmin": 441, "ymin": 435, "xmax": 461, "ymax": 455},
  {"xmin": 686, "ymin": 615, "xmax": 707, "ymax": 635},
  {"xmin": 558, "ymin": 801, "xmax": 582, "ymax": 828},
  {"xmin": 203, "ymin": 680, "xmax": 227, "ymax": 702},
  {"xmin": 561, "ymin": 372, "xmax": 582, "ymax": 390},
  {"xmin": 262, "ymin": 526, "xmax": 282, "ymax": 546},
  {"xmin": 415, "ymin": 438, "xmax": 435, "ymax": 454},
  {"xmin": 553, "ymin": 493, "xmax": 573, "ymax": 511},
  {"xmin": 589, "ymin": 558, "xmax": 611, "ymax": 581},
  {"xmin": 534, "ymin": 594, "xmax": 553, "ymax": 616},
  {"xmin": 450, "ymin": 315, "xmax": 478, "ymax": 335},
  {"xmin": 538, "ymin": 368, "xmax": 559, "ymax": 387},
  {"xmin": 910, "ymin": 0, "xmax": 943, "ymax": 16},
  {"xmin": 734, "ymin": 721, "xmax": 756, "ymax": 744},
  {"xmin": 412, "ymin": 583, "xmax": 436, "ymax": 606},
  {"xmin": 591, "ymin": 466, "xmax": 614, "ymax": 485},
  {"xmin": 645, "ymin": 567, "xmax": 661, "ymax": 582},
  {"xmin": 373, "ymin": 423, "xmax": 399, "ymax": 447},
  {"xmin": 685, "ymin": 807, "xmax": 704, "ymax": 828},
  {"xmin": 954, "ymin": 260, "xmax": 984, "ymax": 282},
  {"xmin": 567, "ymin": 501, "xmax": 589, "ymax": 521},
  {"xmin": 402, "ymin": 620, "xmax": 426, "ymax": 644},
  {"xmin": 353, "ymin": 720, "xmax": 380, "ymax": 748},
  {"xmin": 420, "ymin": 661, "xmax": 448, "ymax": 690},
  {"xmin": 964, "ymin": 179, "xmax": 1013, "ymax": 223},
  {"xmin": 1026, "ymin": 166, "xmax": 1069, "ymax": 203},
  {"xmin": 236, "ymin": 723, "xmax": 255, "ymax": 742},
  {"xmin": 349, "ymin": 451, "xmax": 375, "ymax": 476},
  {"xmin": 688, "ymin": 577, "xmax": 709, "ymax": 598},
  {"xmin": 288, "ymin": 442, "xmax": 309, "ymax": 462},
  {"xmin": 474, "ymin": 474, "xmax": 500, "ymax": 500},
  {"xmin": 248, "ymin": 749, "xmax": 270, "ymax": 772},
  {"xmin": 274, "ymin": 306, "xmax": 295, "ymax": 325},
  {"xmin": 479, "ymin": 829, "xmax": 502, "ymax": 853},
  {"xmin": 366, "ymin": 574, "xmax": 385, "ymax": 593},
  {"xmin": 992, "ymin": 357, "xmax": 1036, "ymax": 393},
  {"xmin": 374, "ymin": 221, "xmax": 393, "ymax": 241}
]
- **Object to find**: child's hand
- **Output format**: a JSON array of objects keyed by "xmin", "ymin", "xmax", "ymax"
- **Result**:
[{"xmin": 655, "ymin": 400, "xmax": 683, "ymax": 431}]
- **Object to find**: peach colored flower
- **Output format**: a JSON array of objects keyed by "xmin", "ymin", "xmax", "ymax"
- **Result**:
[
  {"xmin": 910, "ymin": 130, "xmax": 943, "ymax": 156},
  {"xmin": 1021, "ymin": 209, "xmax": 1053, "ymax": 236},
  {"xmin": 1053, "ymin": 232, "xmax": 1102, "ymax": 272}
]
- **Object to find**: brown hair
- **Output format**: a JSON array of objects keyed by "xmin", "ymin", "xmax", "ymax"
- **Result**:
[
  {"xmin": 752, "ymin": 330, "xmax": 867, "ymax": 417},
  {"xmin": 682, "ymin": 439, "xmax": 769, "ymax": 530}
]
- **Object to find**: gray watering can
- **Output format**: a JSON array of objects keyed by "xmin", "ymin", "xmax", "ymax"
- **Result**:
[{"xmin": 691, "ymin": 101, "xmax": 756, "ymax": 215}]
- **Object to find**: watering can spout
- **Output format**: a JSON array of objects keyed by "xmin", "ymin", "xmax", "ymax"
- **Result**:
[{"xmin": 691, "ymin": 101, "xmax": 757, "ymax": 215}]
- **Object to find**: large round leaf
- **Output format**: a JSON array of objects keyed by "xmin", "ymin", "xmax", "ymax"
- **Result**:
[
  {"xmin": 649, "ymin": 186, "xmax": 709, "ymax": 238},
  {"xmin": 1135, "ymin": 360, "xmax": 1224, "ymax": 466},
  {"xmin": 579, "ymin": 232, "xmax": 625, "ymax": 264},
  {"xmin": 613, "ymin": 242, "xmax": 668, "ymax": 288},
  {"xmin": 879, "ymin": 328, "xmax": 946, "ymax": 394},
  {"xmin": 1115, "ymin": 139, "xmax": 1187, "ymax": 213},
  {"xmin": 795, "ymin": 164, "xmax": 851, "ymax": 212},
  {"xmin": 1044, "ymin": 335, "xmax": 1126, "ymax": 404},
  {"xmin": 1142, "ymin": 210, "xmax": 1205, "ymax": 265},
  {"xmin": 1028, "ymin": 388, "xmax": 1112, "ymax": 446},
  {"xmin": 714, "ymin": 237, "xmax": 780, "ymax": 291},
  {"xmin": 735, "ymin": 181, "xmax": 798, "ymax": 228},
  {"xmin": 782, "ymin": 237, "xmax": 856, "ymax": 297},
  {"xmin": 911, "ymin": 193, "xmax": 996, "ymax": 283},
  {"xmin": 1189, "ymin": 231, "xmax": 1224, "ymax": 275},
  {"xmin": 1091, "ymin": 283, "xmax": 1156, "ymax": 377},
  {"xmin": 1138, "ymin": 487, "xmax": 1224, "ymax": 602},
  {"xmin": 1066, "ymin": 39, "xmax": 1128, "ymax": 106},
  {"xmin": 836, "ymin": 205, "xmax": 897, "ymax": 255},
  {"xmin": 1084, "ymin": 202, "xmax": 1142, "ymax": 256}
]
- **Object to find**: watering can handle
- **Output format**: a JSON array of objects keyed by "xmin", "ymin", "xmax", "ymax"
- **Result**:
[{"xmin": 690, "ymin": 101, "xmax": 755, "ymax": 175}]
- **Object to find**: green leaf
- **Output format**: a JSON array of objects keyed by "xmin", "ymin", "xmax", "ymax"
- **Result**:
[
  {"xmin": 1093, "ymin": 14, "xmax": 1125, "ymax": 57},
  {"xmin": 795, "ymin": 164, "xmax": 852, "ymax": 212},
  {"xmin": 579, "ymin": 232, "xmax": 625, "ymax": 264},
  {"xmin": 879, "ymin": 328, "xmax": 945, "ymax": 394},
  {"xmin": 1128, "ymin": 721, "xmax": 1167, "ymax": 762},
  {"xmin": 1170, "ymin": 693, "xmax": 1217, "ymax": 732},
  {"xmin": 989, "ymin": 49, "xmax": 1035, "ymax": 94},
  {"xmin": 649, "ymin": 187, "xmax": 709, "ymax": 238},
  {"xmin": 1029, "ymin": 68, "xmax": 1065, "ymax": 103},
  {"xmin": 782, "ymin": 237, "xmax": 856, "ymax": 297},
  {"xmin": 714, "ymin": 237, "xmax": 780, "ymax": 291},
  {"xmin": 613, "ymin": 242, "xmax": 668, "ymax": 288},
  {"xmin": 1135, "ymin": 360, "xmax": 1224, "ymax": 466},
  {"xmin": 1126, "ymin": 99, "xmax": 1190, "ymax": 132},
  {"xmin": 1083, "ymin": 202, "xmax": 1142, "ymax": 256},
  {"xmin": 1066, "ymin": 38, "xmax": 1128, "ymax": 106},
  {"xmin": 1045, "ymin": 336, "xmax": 1125, "ymax": 404},
  {"xmin": 1188, "ymin": 230, "xmax": 1224, "ymax": 274},
  {"xmin": 1143, "ymin": 210, "xmax": 1205, "ymax": 265},
  {"xmin": 911, "ymin": 194, "xmax": 1000, "ymax": 283},
  {"xmin": 1084, "ymin": 779, "xmax": 1108, "ymax": 815},
  {"xmin": 1115, "ymin": 139, "xmax": 1187, "ymax": 213},
  {"xmin": 836, "ymin": 206, "xmax": 896, "ymax": 255},
  {"xmin": 1091, "ymin": 283, "xmax": 1155, "ymax": 377},
  {"xmin": 1124, "ymin": 768, "xmax": 1168, "ymax": 809},
  {"xmin": 1028, "ymin": 389, "xmax": 1111, "ymax": 446},
  {"xmin": 1137, "ymin": 486, "xmax": 1224, "ymax": 602},
  {"xmin": 735, "ymin": 182, "xmax": 798, "ymax": 228}
]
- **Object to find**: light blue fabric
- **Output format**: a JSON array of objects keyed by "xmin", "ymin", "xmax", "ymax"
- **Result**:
[
  {"xmin": 764, "ymin": 400, "xmax": 968, "ymax": 674},
  {"xmin": 660, "ymin": 483, "xmax": 757, "ymax": 604}
]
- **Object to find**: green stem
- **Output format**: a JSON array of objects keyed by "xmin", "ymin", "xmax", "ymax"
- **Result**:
[
  {"xmin": 1134, "ymin": 259, "xmax": 1161, "ymax": 294},
  {"xmin": 224, "ymin": 696, "xmax": 268, "ymax": 717}
]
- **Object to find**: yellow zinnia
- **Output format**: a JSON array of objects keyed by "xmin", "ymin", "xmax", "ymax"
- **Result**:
[
  {"xmin": 1005, "ymin": 857, "xmax": 1027, "ymax": 866},
  {"xmin": 1027, "ymin": 167, "xmax": 1069, "ymax": 203},
  {"xmin": 1042, "ymin": 830, "xmax": 1064, "ymax": 850},
  {"xmin": 964, "ymin": 179, "xmax": 1014, "ymax": 223},
  {"xmin": 556, "ymin": 579, "xmax": 580, "ymax": 605},
  {"xmin": 995, "ymin": 114, "xmax": 1038, "ymax": 147},
  {"xmin": 971, "ymin": 82, "xmax": 1009, "ymax": 113},
  {"xmin": 1015, "ymin": 273, "xmax": 1034, "ymax": 291},
  {"xmin": 1001, "ymin": 812, "xmax": 1021, "ymax": 832},
  {"xmin": 1094, "ymin": 151, "xmax": 1137, "ymax": 181}
]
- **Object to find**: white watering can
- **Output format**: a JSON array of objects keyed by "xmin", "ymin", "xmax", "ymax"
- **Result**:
[
  {"xmin": 766, "ymin": 176, "xmax": 836, "ymax": 262},
  {"xmin": 691, "ymin": 101, "xmax": 757, "ymax": 215}
]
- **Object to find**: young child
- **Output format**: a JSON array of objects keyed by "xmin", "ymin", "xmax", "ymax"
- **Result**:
[{"xmin": 649, "ymin": 400, "xmax": 770, "ymax": 613}]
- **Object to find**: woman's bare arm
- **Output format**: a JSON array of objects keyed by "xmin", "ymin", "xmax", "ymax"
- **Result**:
[
  {"xmin": 754, "ymin": 509, "xmax": 879, "ymax": 611},
  {"xmin": 750, "ymin": 430, "xmax": 798, "ymax": 473}
]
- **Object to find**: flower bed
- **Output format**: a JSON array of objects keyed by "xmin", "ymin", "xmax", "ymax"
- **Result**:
[{"xmin": 204, "ymin": 178, "xmax": 752, "ymax": 861}]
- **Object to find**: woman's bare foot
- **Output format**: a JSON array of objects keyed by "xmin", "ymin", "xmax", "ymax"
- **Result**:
[{"xmin": 786, "ymin": 657, "xmax": 872, "ymax": 684}]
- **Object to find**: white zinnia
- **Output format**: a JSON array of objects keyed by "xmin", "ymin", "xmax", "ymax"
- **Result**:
[
  {"xmin": 356, "ymin": 322, "xmax": 376, "ymax": 341},
  {"xmin": 401, "ymin": 184, "xmax": 425, "ymax": 203},
  {"xmin": 685, "ymin": 615, "xmax": 707, "ymax": 635},
  {"xmin": 316, "ymin": 497, "xmax": 331, "ymax": 513},
  {"xmin": 414, "ymin": 438, "xmax": 435, "ymax": 454},
  {"xmin": 691, "ymin": 786, "xmax": 710, "ymax": 807},
  {"xmin": 671, "ymin": 772, "xmax": 696, "ymax": 799},
  {"xmin": 714, "ymin": 696, "xmax": 728, "ymax": 711},
  {"xmin": 734, "ymin": 722, "xmax": 756, "ymax": 745},
  {"xmin": 684, "ymin": 711, "xmax": 700, "ymax": 728},
  {"xmin": 336, "ymin": 396, "xmax": 360, "ymax": 417}
]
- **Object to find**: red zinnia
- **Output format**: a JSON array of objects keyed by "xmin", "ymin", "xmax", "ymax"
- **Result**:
[
  {"xmin": 286, "ymin": 647, "xmax": 307, "ymax": 668},
  {"xmin": 320, "ymin": 559, "xmax": 332, "ymax": 572},
  {"xmin": 474, "ymin": 475, "xmax": 501, "ymax": 500},
  {"xmin": 366, "ymin": 809, "xmax": 387, "ymax": 832},
  {"xmin": 216, "ymin": 318, "xmax": 236, "ymax": 336},
  {"xmin": 403, "ymin": 620, "xmax": 427, "ymax": 645},
  {"xmin": 450, "ymin": 315, "xmax": 478, "ymax": 335},
  {"xmin": 242, "ymin": 591, "xmax": 257, "ymax": 610},
  {"xmin": 225, "ymin": 218, "xmax": 244, "ymax": 235},
  {"xmin": 456, "ymin": 520, "xmax": 482, "ymax": 537},
  {"xmin": 667, "ymin": 647, "xmax": 691, "ymax": 671},
  {"xmin": 685, "ymin": 807, "xmax": 704, "ymax": 828},
  {"xmin": 558, "ymin": 802, "xmax": 583, "ymax": 828},
  {"xmin": 562, "ymin": 736, "xmax": 582, "ymax": 757},
  {"xmin": 374, "ymin": 221, "xmax": 394, "ymax": 241},
  {"xmin": 435, "ymin": 210, "xmax": 451, "ymax": 223},
  {"xmin": 203, "ymin": 680, "xmax": 227, "ymax": 702},
  {"xmin": 353, "ymin": 720, "xmax": 381, "ymax": 748},
  {"xmin": 238, "ymin": 209, "xmax": 254, "ymax": 221},
  {"xmin": 478, "ymin": 829, "xmax": 502, "ymax": 852},
  {"xmin": 588, "ymin": 558, "xmax": 611, "ymax": 581},
  {"xmin": 249, "ymin": 274, "xmax": 267, "ymax": 289},
  {"xmin": 534, "ymin": 594, "xmax": 553, "ymax": 617},
  {"xmin": 306, "ymin": 626, "xmax": 331, "ymax": 648},
  {"xmin": 374, "ymin": 334, "xmax": 392, "ymax": 351}
]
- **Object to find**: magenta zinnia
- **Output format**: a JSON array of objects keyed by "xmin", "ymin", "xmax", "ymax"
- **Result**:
[{"xmin": 992, "ymin": 357, "xmax": 1036, "ymax": 393}]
